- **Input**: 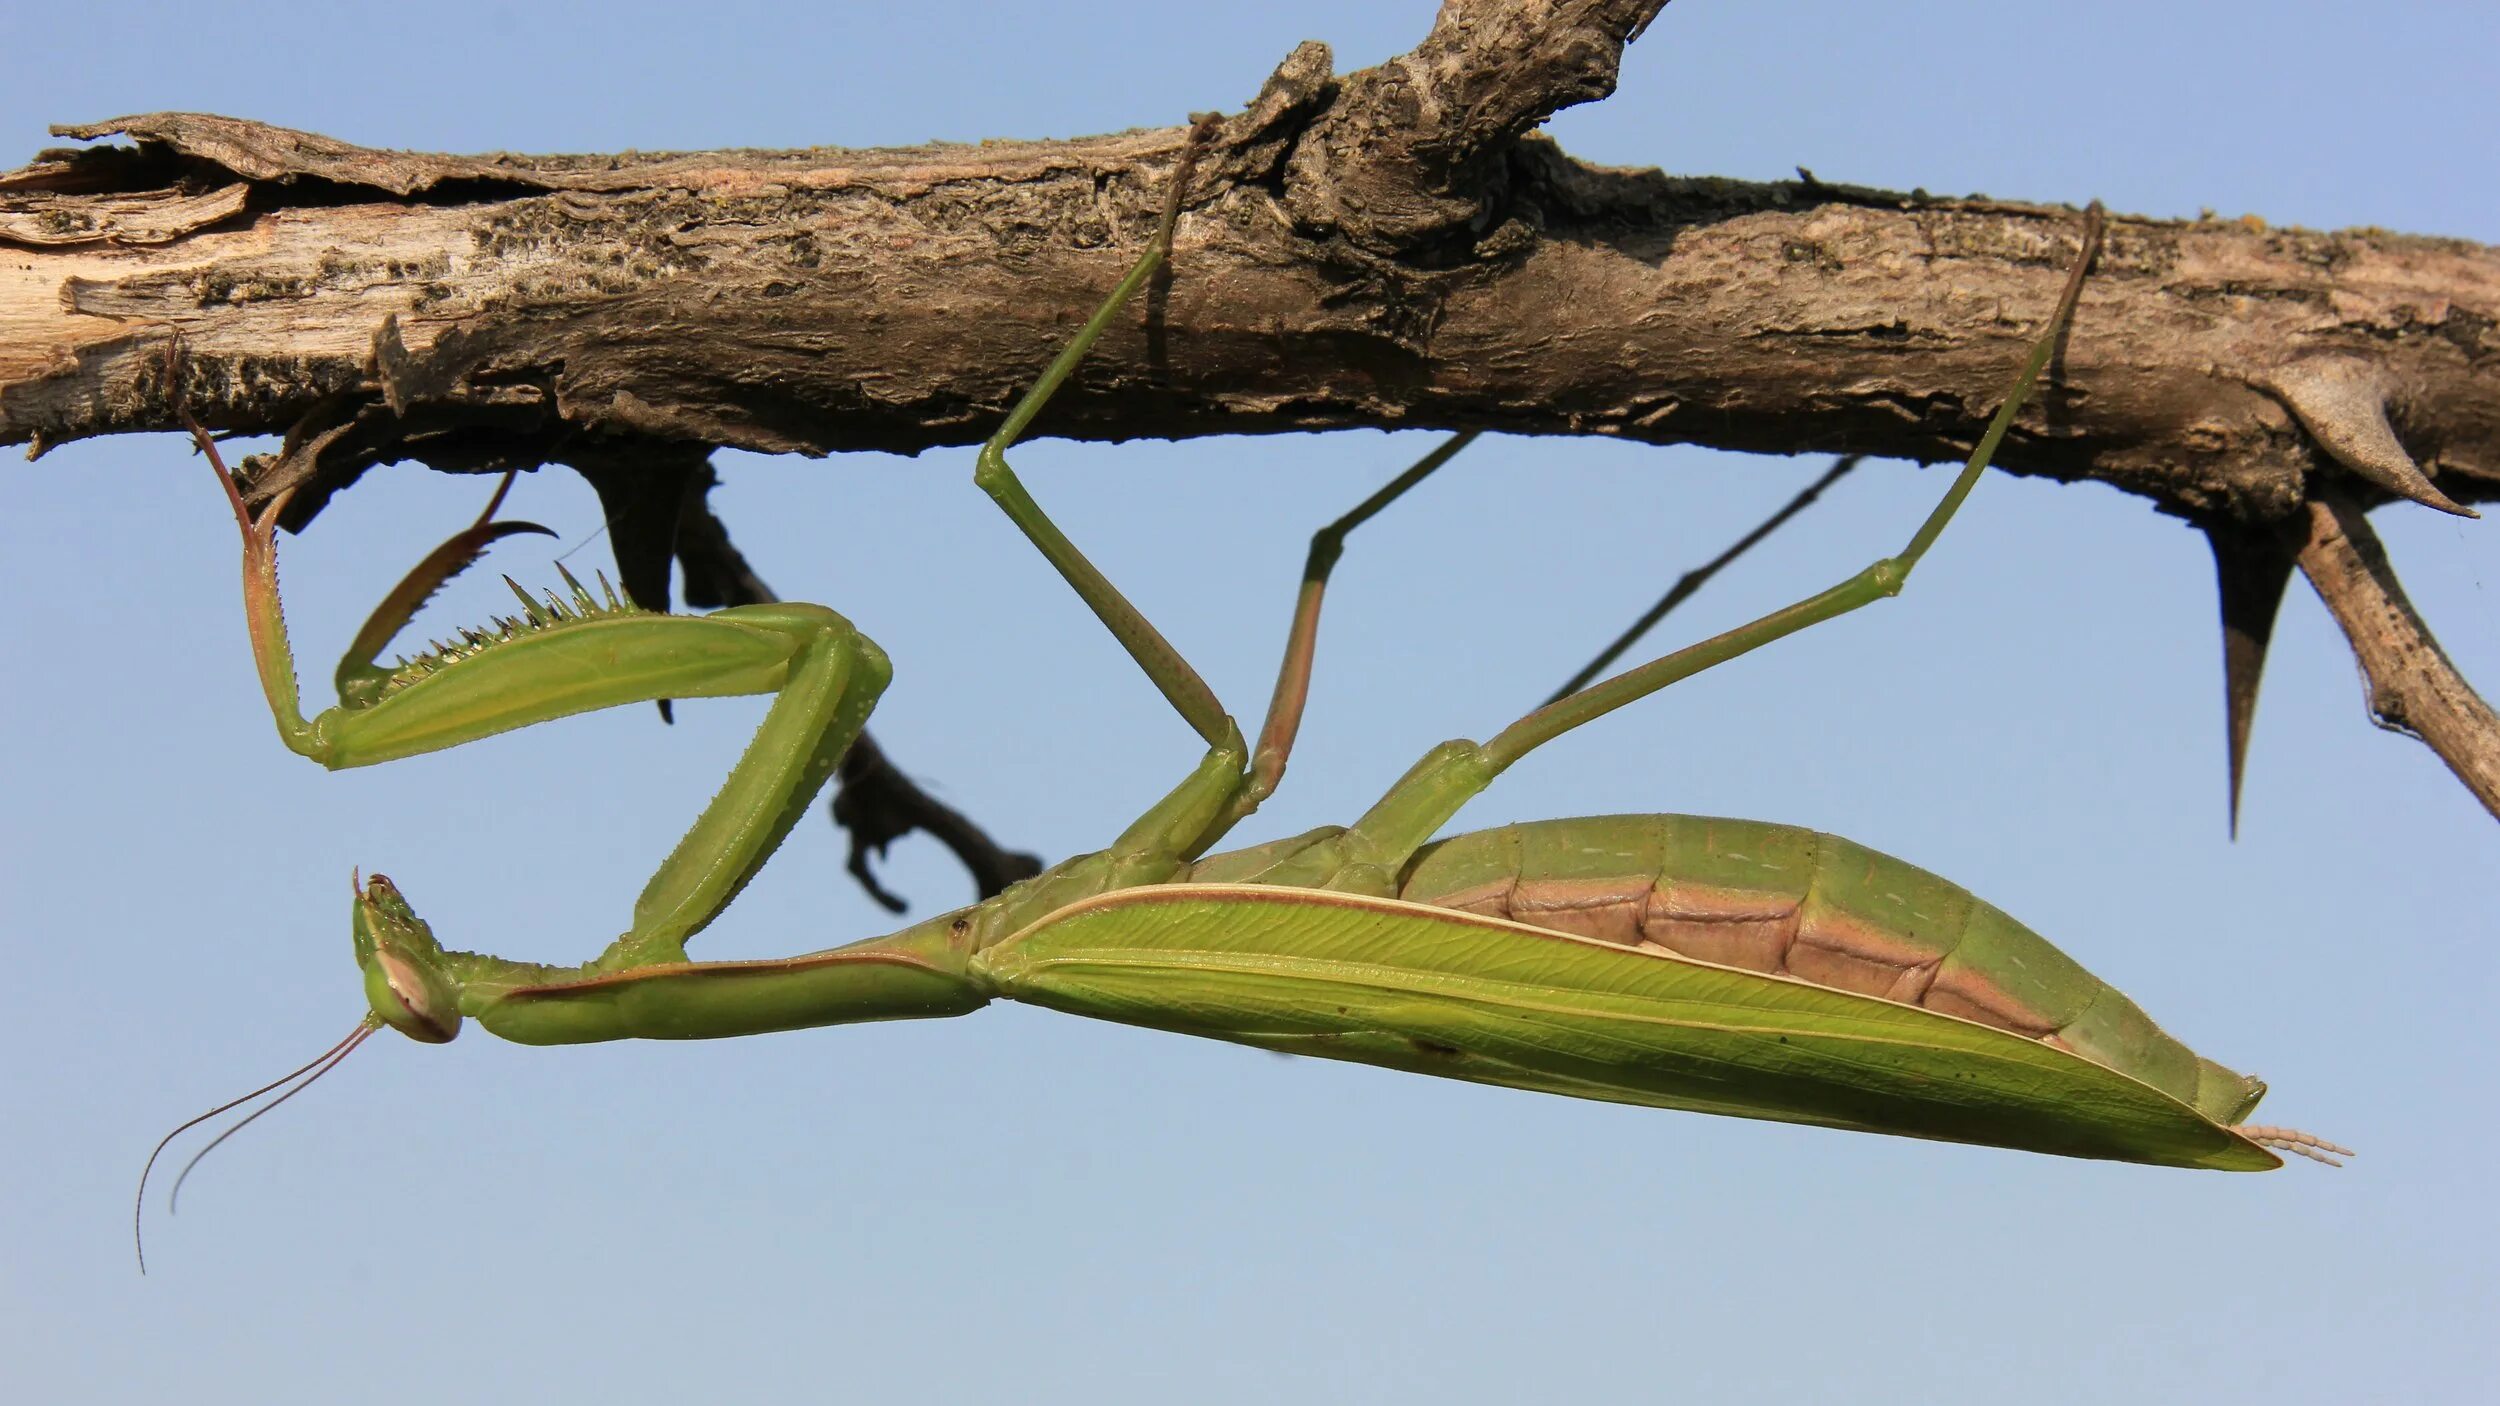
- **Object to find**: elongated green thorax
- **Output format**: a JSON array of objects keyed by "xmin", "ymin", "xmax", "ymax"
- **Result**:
[
  {"xmin": 351, "ymin": 875, "xmax": 990, "ymax": 1046},
  {"xmin": 466, "ymin": 931, "xmax": 989, "ymax": 1045}
]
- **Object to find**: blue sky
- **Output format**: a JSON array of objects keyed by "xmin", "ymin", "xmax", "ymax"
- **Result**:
[{"xmin": 3, "ymin": 3, "xmax": 2494, "ymax": 1401}]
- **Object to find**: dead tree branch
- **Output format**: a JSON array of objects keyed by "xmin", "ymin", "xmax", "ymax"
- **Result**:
[{"xmin": 2292, "ymin": 491, "xmax": 2500, "ymax": 820}]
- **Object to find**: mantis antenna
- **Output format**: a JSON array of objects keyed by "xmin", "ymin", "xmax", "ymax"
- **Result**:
[{"xmin": 133, "ymin": 1017, "xmax": 378, "ymax": 1273}]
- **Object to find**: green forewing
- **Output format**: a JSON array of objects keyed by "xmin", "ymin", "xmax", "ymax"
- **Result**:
[
  {"xmin": 1389, "ymin": 815, "xmax": 2264, "ymax": 1125},
  {"xmin": 975, "ymin": 885, "xmax": 2277, "ymax": 1171}
]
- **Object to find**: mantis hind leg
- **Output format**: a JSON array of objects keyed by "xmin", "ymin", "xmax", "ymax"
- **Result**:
[{"xmin": 1271, "ymin": 206, "xmax": 2108, "ymax": 891}]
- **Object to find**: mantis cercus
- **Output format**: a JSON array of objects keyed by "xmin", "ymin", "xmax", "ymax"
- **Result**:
[{"xmin": 144, "ymin": 141, "xmax": 2339, "ymax": 1261}]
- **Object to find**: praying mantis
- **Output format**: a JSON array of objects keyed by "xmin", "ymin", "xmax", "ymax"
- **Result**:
[{"xmin": 148, "ymin": 140, "xmax": 2340, "ymax": 1244}]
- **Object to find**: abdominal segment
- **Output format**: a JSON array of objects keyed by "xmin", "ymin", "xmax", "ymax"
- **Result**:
[{"xmin": 1394, "ymin": 814, "xmax": 2240, "ymax": 1117}]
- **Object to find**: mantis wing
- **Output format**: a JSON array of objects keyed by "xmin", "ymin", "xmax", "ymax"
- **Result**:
[{"xmin": 974, "ymin": 884, "xmax": 2279, "ymax": 1171}]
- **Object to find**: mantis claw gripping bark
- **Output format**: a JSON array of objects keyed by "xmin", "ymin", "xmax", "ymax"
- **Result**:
[{"xmin": 151, "ymin": 148, "xmax": 2338, "ymax": 1265}]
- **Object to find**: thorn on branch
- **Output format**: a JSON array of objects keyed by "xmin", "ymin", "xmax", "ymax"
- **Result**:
[
  {"xmin": 2195, "ymin": 516, "xmax": 2300, "ymax": 836},
  {"xmin": 2260, "ymin": 357, "xmax": 2476, "ymax": 518}
]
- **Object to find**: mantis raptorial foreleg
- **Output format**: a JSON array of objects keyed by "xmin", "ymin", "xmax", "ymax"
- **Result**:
[{"xmin": 188, "ymin": 418, "xmax": 891, "ymax": 975}]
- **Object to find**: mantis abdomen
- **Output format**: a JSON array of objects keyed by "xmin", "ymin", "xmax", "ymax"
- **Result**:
[{"xmin": 1390, "ymin": 815, "xmax": 2266, "ymax": 1128}]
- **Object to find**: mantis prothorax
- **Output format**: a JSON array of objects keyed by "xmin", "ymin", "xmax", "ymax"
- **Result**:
[{"xmin": 151, "ymin": 141, "xmax": 2338, "ymax": 1263}]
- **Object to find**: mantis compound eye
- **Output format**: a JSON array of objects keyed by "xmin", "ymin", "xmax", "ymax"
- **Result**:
[
  {"xmin": 367, "ymin": 947, "xmax": 461, "ymax": 1043},
  {"xmin": 354, "ymin": 874, "xmax": 463, "ymax": 1043}
]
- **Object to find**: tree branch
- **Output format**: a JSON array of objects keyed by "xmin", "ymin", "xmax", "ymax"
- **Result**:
[
  {"xmin": 2, "ymin": 34, "xmax": 2490, "ymax": 530},
  {"xmin": 2292, "ymin": 491, "xmax": 2500, "ymax": 820}
]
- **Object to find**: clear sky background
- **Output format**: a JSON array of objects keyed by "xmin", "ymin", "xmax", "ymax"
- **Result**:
[{"xmin": 4, "ymin": 3, "xmax": 2494, "ymax": 1401}]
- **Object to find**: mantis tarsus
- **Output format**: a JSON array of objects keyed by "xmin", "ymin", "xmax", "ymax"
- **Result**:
[{"xmin": 146, "ymin": 141, "xmax": 2341, "ymax": 1262}]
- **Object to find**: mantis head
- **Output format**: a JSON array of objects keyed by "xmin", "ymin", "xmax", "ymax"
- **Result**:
[{"xmin": 354, "ymin": 874, "xmax": 463, "ymax": 1043}]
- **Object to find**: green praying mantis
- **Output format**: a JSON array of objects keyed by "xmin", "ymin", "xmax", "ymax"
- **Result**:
[{"xmin": 144, "ymin": 145, "xmax": 2341, "ymax": 1258}]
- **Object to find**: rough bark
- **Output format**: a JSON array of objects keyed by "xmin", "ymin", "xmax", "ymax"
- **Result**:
[
  {"xmin": 1, "ymin": 0, "xmax": 2491, "ymax": 823},
  {"xmin": 3, "ymin": 41, "xmax": 2492, "ymax": 527}
]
